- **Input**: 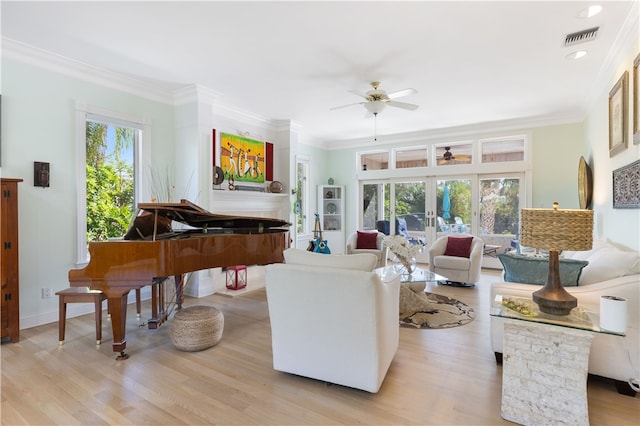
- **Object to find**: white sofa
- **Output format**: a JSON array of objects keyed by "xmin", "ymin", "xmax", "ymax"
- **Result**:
[
  {"xmin": 490, "ymin": 240, "xmax": 640, "ymax": 395},
  {"xmin": 428, "ymin": 235, "xmax": 484, "ymax": 285},
  {"xmin": 265, "ymin": 248, "xmax": 401, "ymax": 393}
]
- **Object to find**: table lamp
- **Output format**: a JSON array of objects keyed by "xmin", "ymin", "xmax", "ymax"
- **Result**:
[{"xmin": 520, "ymin": 203, "xmax": 593, "ymax": 315}]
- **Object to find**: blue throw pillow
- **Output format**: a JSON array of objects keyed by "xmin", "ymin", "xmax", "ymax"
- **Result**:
[{"xmin": 498, "ymin": 252, "xmax": 589, "ymax": 286}]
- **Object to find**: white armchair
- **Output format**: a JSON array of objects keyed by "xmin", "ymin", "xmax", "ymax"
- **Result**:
[
  {"xmin": 265, "ymin": 248, "xmax": 400, "ymax": 393},
  {"xmin": 346, "ymin": 230, "xmax": 387, "ymax": 268},
  {"xmin": 428, "ymin": 235, "xmax": 484, "ymax": 286}
]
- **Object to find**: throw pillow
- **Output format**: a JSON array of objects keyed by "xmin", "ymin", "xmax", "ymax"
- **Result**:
[
  {"xmin": 356, "ymin": 231, "xmax": 378, "ymax": 249},
  {"xmin": 498, "ymin": 252, "xmax": 588, "ymax": 286},
  {"xmin": 444, "ymin": 236, "xmax": 473, "ymax": 258}
]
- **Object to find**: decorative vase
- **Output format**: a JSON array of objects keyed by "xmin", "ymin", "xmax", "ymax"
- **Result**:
[{"xmin": 393, "ymin": 255, "xmax": 417, "ymax": 274}]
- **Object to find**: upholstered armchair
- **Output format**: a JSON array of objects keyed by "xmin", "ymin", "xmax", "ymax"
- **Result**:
[
  {"xmin": 346, "ymin": 230, "xmax": 387, "ymax": 268},
  {"xmin": 428, "ymin": 235, "xmax": 484, "ymax": 286},
  {"xmin": 265, "ymin": 248, "xmax": 401, "ymax": 393}
]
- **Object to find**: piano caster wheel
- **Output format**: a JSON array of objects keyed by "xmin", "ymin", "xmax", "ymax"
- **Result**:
[
  {"xmin": 116, "ymin": 351, "xmax": 129, "ymax": 361},
  {"xmin": 58, "ymin": 340, "xmax": 64, "ymax": 346},
  {"xmin": 96, "ymin": 340, "xmax": 101, "ymax": 346}
]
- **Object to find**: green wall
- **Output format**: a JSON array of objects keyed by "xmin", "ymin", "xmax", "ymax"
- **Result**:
[{"xmin": 1, "ymin": 58, "xmax": 175, "ymax": 325}]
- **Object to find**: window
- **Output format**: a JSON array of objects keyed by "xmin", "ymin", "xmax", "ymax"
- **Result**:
[
  {"xmin": 85, "ymin": 120, "xmax": 137, "ymax": 242},
  {"xmin": 481, "ymin": 137, "xmax": 525, "ymax": 163},
  {"xmin": 76, "ymin": 104, "xmax": 149, "ymax": 264},
  {"xmin": 394, "ymin": 147, "xmax": 428, "ymax": 169},
  {"xmin": 360, "ymin": 151, "xmax": 389, "ymax": 171},
  {"xmin": 435, "ymin": 143, "xmax": 473, "ymax": 166},
  {"xmin": 479, "ymin": 176, "xmax": 521, "ymax": 236}
]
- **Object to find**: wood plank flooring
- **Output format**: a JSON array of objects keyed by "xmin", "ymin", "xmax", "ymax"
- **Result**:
[{"xmin": 2, "ymin": 268, "xmax": 639, "ymax": 425}]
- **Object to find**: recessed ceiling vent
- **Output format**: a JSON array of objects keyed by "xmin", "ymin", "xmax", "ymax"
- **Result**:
[{"xmin": 564, "ymin": 27, "xmax": 599, "ymax": 47}]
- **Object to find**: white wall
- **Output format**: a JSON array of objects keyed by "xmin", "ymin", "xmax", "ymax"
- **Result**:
[
  {"xmin": 584, "ymin": 30, "xmax": 640, "ymax": 252},
  {"xmin": 1, "ymin": 57, "xmax": 175, "ymax": 328}
]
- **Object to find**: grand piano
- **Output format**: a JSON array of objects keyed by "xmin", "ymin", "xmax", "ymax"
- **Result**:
[{"xmin": 68, "ymin": 200, "xmax": 290, "ymax": 359}]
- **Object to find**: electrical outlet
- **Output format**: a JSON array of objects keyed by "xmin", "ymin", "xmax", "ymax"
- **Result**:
[{"xmin": 41, "ymin": 288, "xmax": 53, "ymax": 299}]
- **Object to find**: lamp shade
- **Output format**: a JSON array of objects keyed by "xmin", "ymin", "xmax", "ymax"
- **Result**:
[{"xmin": 520, "ymin": 205, "xmax": 593, "ymax": 251}]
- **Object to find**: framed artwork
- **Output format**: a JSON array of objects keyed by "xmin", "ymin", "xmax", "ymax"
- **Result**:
[
  {"xmin": 634, "ymin": 53, "xmax": 640, "ymax": 144},
  {"xmin": 219, "ymin": 132, "xmax": 265, "ymax": 184},
  {"xmin": 609, "ymin": 71, "xmax": 628, "ymax": 157},
  {"xmin": 613, "ymin": 159, "xmax": 640, "ymax": 209}
]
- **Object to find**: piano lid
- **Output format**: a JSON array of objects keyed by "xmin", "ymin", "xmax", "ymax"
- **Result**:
[{"xmin": 137, "ymin": 199, "xmax": 290, "ymax": 230}]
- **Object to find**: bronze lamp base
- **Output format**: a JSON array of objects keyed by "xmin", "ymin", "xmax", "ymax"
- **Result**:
[{"xmin": 532, "ymin": 249, "xmax": 577, "ymax": 316}]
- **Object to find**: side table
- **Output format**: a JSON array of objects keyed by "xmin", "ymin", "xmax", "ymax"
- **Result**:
[{"xmin": 491, "ymin": 295, "xmax": 623, "ymax": 426}]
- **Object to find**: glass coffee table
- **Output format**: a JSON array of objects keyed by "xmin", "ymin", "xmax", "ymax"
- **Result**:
[{"xmin": 375, "ymin": 266, "xmax": 448, "ymax": 314}]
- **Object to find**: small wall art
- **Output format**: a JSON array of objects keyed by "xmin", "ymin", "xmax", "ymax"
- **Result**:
[
  {"xmin": 613, "ymin": 159, "xmax": 640, "ymax": 209},
  {"xmin": 609, "ymin": 71, "xmax": 629, "ymax": 157},
  {"xmin": 220, "ymin": 132, "xmax": 265, "ymax": 184}
]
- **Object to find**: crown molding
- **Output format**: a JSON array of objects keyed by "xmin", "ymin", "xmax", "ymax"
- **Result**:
[
  {"xmin": 2, "ymin": 37, "xmax": 175, "ymax": 104},
  {"xmin": 172, "ymin": 84, "xmax": 223, "ymax": 106}
]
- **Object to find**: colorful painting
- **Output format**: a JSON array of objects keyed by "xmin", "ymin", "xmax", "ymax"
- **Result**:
[{"xmin": 220, "ymin": 132, "xmax": 265, "ymax": 183}]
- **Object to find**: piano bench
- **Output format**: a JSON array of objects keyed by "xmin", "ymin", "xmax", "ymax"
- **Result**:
[
  {"xmin": 56, "ymin": 287, "xmax": 106, "ymax": 346},
  {"xmin": 56, "ymin": 287, "xmax": 142, "ymax": 346},
  {"xmin": 171, "ymin": 305, "xmax": 224, "ymax": 352}
]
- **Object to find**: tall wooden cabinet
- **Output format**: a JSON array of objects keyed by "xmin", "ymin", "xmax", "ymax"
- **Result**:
[{"xmin": 1, "ymin": 178, "xmax": 22, "ymax": 343}]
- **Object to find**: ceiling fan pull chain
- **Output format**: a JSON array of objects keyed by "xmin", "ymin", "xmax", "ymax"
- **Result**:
[{"xmin": 374, "ymin": 113, "xmax": 378, "ymax": 142}]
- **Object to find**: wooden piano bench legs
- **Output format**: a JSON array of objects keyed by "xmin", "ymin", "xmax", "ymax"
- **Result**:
[{"xmin": 56, "ymin": 287, "xmax": 107, "ymax": 346}]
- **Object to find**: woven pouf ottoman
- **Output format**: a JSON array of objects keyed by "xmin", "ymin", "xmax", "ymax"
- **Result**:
[{"xmin": 170, "ymin": 305, "xmax": 224, "ymax": 352}]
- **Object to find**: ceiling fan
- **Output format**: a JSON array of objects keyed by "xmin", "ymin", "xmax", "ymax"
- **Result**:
[
  {"xmin": 437, "ymin": 146, "xmax": 472, "ymax": 165},
  {"xmin": 330, "ymin": 81, "xmax": 419, "ymax": 117}
]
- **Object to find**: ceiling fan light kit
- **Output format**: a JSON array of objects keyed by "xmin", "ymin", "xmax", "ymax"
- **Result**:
[
  {"xmin": 364, "ymin": 101, "xmax": 386, "ymax": 115},
  {"xmin": 331, "ymin": 81, "xmax": 419, "ymax": 116}
]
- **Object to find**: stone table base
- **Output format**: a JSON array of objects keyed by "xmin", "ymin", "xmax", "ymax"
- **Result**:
[{"xmin": 501, "ymin": 320, "xmax": 594, "ymax": 426}]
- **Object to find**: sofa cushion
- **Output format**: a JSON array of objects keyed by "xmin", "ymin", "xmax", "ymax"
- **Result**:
[
  {"xmin": 283, "ymin": 248, "xmax": 377, "ymax": 271},
  {"xmin": 563, "ymin": 240, "xmax": 640, "ymax": 285},
  {"xmin": 498, "ymin": 252, "xmax": 588, "ymax": 286},
  {"xmin": 444, "ymin": 236, "xmax": 473, "ymax": 258},
  {"xmin": 356, "ymin": 231, "xmax": 378, "ymax": 249}
]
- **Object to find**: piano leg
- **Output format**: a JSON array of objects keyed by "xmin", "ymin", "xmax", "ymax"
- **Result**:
[
  {"xmin": 175, "ymin": 274, "xmax": 184, "ymax": 309},
  {"xmin": 107, "ymin": 290, "xmax": 130, "ymax": 360}
]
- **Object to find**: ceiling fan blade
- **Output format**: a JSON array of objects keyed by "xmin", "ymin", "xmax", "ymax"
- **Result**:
[
  {"xmin": 387, "ymin": 88, "xmax": 418, "ymax": 99},
  {"xmin": 387, "ymin": 100, "xmax": 419, "ymax": 111},
  {"xmin": 348, "ymin": 89, "xmax": 370, "ymax": 100},
  {"xmin": 329, "ymin": 101, "xmax": 364, "ymax": 111}
]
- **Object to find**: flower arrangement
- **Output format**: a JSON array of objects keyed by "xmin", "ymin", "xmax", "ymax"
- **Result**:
[{"xmin": 383, "ymin": 235, "xmax": 423, "ymax": 272}]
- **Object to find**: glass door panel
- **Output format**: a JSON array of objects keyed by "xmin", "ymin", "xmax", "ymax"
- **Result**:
[
  {"xmin": 479, "ymin": 175, "xmax": 521, "ymax": 256},
  {"xmin": 436, "ymin": 178, "xmax": 472, "ymax": 238},
  {"xmin": 393, "ymin": 181, "xmax": 428, "ymax": 262},
  {"xmin": 362, "ymin": 182, "xmax": 390, "ymax": 232}
]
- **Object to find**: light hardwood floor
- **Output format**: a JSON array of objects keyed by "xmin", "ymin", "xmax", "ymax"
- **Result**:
[{"xmin": 2, "ymin": 268, "xmax": 638, "ymax": 425}]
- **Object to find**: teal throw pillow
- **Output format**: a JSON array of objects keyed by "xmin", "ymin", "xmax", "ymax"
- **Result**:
[{"xmin": 498, "ymin": 252, "xmax": 589, "ymax": 286}]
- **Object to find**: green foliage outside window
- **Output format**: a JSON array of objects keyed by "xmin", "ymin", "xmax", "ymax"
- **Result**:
[{"xmin": 85, "ymin": 122, "xmax": 134, "ymax": 242}]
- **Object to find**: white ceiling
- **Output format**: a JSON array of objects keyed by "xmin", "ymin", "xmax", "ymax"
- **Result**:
[{"xmin": 2, "ymin": 1, "xmax": 637, "ymax": 143}]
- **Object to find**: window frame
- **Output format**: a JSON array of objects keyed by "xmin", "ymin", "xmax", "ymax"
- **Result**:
[{"xmin": 75, "ymin": 102, "xmax": 151, "ymax": 265}]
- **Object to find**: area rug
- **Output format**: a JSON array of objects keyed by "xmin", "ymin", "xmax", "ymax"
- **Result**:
[{"xmin": 399, "ymin": 292, "xmax": 475, "ymax": 329}]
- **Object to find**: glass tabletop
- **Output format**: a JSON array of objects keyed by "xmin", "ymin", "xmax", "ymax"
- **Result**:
[
  {"xmin": 490, "ymin": 294, "xmax": 625, "ymax": 336},
  {"xmin": 375, "ymin": 266, "xmax": 446, "ymax": 283}
]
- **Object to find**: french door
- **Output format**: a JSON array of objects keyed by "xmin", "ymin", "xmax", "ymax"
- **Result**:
[{"xmin": 360, "ymin": 172, "xmax": 524, "ymax": 265}]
